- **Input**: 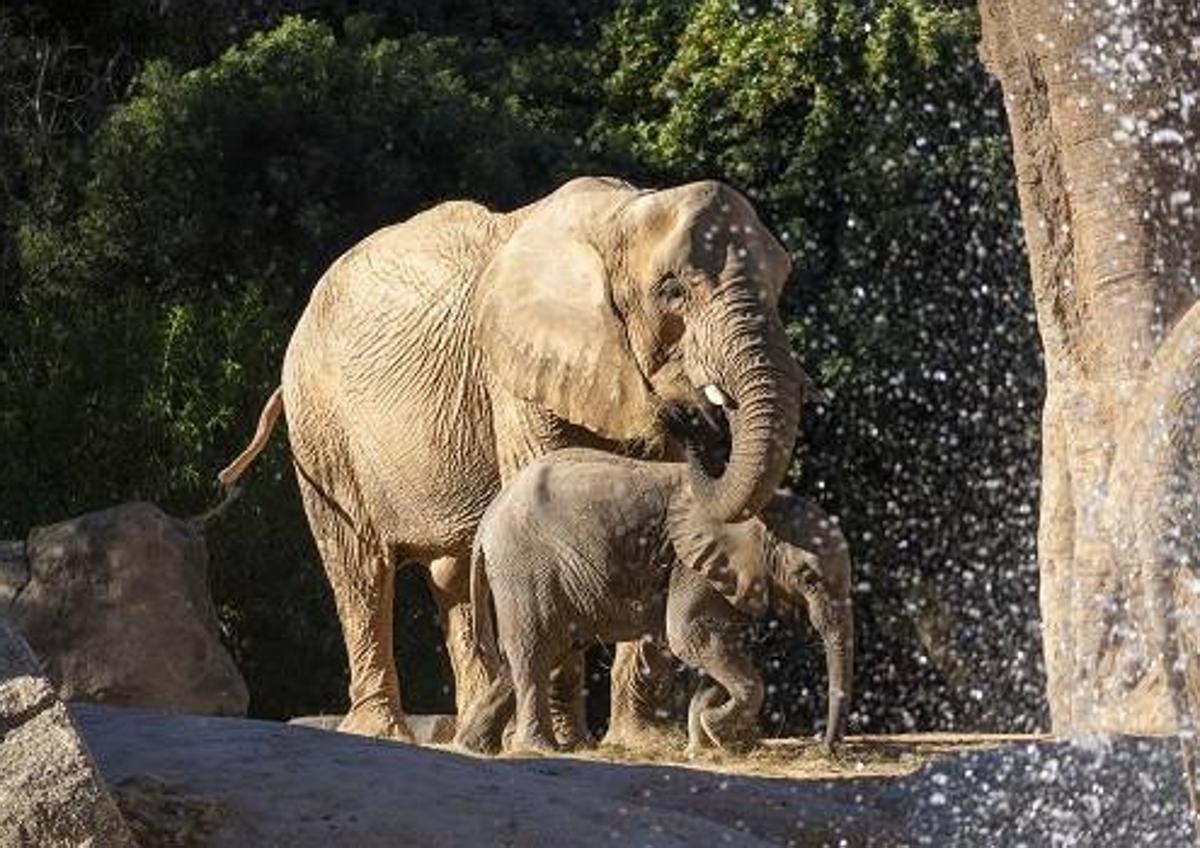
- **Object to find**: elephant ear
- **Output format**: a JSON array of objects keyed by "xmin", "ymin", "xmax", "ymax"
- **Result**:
[
  {"xmin": 475, "ymin": 217, "xmax": 659, "ymax": 441},
  {"xmin": 671, "ymin": 513, "xmax": 771, "ymax": 618}
]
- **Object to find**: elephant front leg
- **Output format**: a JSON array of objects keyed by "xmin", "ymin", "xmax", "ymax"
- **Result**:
[
  {"xmin": 669, "ymin": 617, "xmax": 762, "ymax": 752},
  {"xmin": 603, "ymin": 638, "xmax": 679, "ymax": 748},
  {"xmin": 694, "ymin": 655, "xmax": 763, "ymax": 752},
  {"xmin": 686, "ymin": 679, "xmax": 726, "ymax": 756}
]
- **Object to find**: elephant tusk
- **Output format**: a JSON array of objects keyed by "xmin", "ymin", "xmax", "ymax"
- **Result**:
[{"xmin": 703, "ymin": 384, "xmax": 730, "ymax": 407}]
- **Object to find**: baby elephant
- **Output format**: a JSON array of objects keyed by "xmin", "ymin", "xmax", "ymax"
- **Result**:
[{"xmin": 453, "ymin": 448, "xmax": 853, "ymax": 755}]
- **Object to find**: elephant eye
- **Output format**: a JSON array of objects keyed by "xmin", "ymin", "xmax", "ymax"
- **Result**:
[
  {"xmin": 655, "ymin": 274, "xmax": 687, "ymax": 309},
  {"xmin": 797, "ymin": 569, "xmax": 821, "ymax": 591}
]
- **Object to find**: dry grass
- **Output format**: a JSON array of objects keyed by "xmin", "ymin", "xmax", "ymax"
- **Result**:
[
  {"xmin": 500, "ymin": 730, "xmax": 1047, "ymax": 781},
  {"xmin": 441, "ymin": 720, "xmax": 1046, "ymax": 782}
]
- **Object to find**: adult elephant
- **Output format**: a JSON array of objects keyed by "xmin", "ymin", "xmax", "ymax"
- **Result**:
[{"xmin": 218, "ymin": 176, "xmax": 803, "ymax": 743}]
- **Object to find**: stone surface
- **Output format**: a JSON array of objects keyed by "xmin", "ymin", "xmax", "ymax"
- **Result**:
[
  {"xmin": 73, "ymin": 703, "xmax": 1196, "ymax": 847},
  {"xmin": 111, "ymin": 774, "xmax": 226, "ymax": 848},
  {"xmin": 289, "ymin": 712, "xmax": 456, "ymax": 744},
  {"xmin": 7, "ymin": 501, "xmax": 247, "ymax": 716},
  {"xmin": 0, "ymin": 617, "xmax": 135, "ymax": 847}
]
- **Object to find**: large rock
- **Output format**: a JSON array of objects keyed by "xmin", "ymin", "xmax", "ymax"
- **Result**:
[
  {"xmin": 73, "ymin": 703, "xmax": 1196, "ymax": 847},
  {"xmin": 76, "ymin": 704, "xmax": 793, "ymax": 847},
  {"xmin": 0, "ymin": 617, "xmax": 135, "ymax": 847},
  {"xmin": 4, "ymin": 502, "xmax": 247, "ymax": 716}
]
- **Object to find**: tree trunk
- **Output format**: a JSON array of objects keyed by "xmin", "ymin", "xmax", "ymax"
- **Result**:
[{"xmin": 979, "ymin": 0, "xmax": 1199, "ymax": 733}]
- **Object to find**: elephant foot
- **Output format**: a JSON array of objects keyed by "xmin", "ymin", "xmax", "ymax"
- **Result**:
[
  {"xmin": 698, "ymin": 711, "xmax": 758, "ymax": 754},
  {"xmin": 601, "ymin": 716, "xmax": 681, "ymax": 753},
  {"xmin": 508, "ymin": 728, "xmax": 560, "ymax": 756},
  {"xmin": 685, "ymin": 736, "xmax": 714, "ymax": 759},
  {"xmin": 454, "ymin": 726, "xmax": 502, "ymax": 755},
  {"xmin": 454, "ymin": 713, "xmax": 504, "ymax": 755},
  {"xmin": 557, "ymin": 732, "xmax": 597, "ymax": 752},
  {"xmin": 553, "ymin": 720, "xmax": 595, "ymax": 752},
  {"xmin": 338, "ymin": 704, "xmax": 416, "ymax": 744},
  {"xmin": 554, "ymin": 733, "xmax": 596, "ymax": 752}
]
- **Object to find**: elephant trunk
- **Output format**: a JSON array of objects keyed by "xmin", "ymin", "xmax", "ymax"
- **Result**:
[
  {"xmin": 821, "ymin": 604, "xmax": 854, "ymax": 750},
  {"xmin": 688, "ymin": 296, "xmax": 802, "ymax": 523}
]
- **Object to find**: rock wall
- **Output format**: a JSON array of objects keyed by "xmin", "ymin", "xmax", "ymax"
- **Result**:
[{"xmin": 0, "ymin": 617, "xmax": 135, "ymax": 847}]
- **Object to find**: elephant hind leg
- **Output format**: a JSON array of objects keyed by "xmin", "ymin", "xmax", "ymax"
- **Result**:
[
  {"xmin": 297, "ymin": 473, "xmax": 414, "ymax": 743},
  {"xmin": 549, "ymin": 651, "xmax": 593, "ymax": 750},
  {"xmin": 603, "ymin": 639, "xmax": 679, "ymax": 749},
  {"xmin": 454, "ymin": 664, "xmax": 515, "ymax": 754},
  {"xmin": 428, "ymin": 555, "xmax": 494, "ymax": 721},
  {"xmin": 508, "ymin": 649, "xmax": 559, "ymax": 754}
]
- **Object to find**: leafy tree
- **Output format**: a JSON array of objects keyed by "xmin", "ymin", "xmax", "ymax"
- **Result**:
[{"xmin": 589, "ymin": 0, "xmax": 1045, "ymax": 732}]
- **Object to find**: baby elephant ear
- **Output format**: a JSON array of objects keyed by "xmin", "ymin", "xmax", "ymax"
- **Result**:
[
  {"xmin": 673, "ymin": 519, "xmax": 770, "ymax": 618},
  {"xmin": 727, "ymin": 564, "xmax": 771, "ymax": 619},
  {"xmin": 475, "ymin": 202, "xmax": 659, "ymax": 441}
]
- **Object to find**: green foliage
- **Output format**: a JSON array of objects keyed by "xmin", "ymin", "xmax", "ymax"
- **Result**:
[
  {"xmin": 19, "ymin": 17, "xmax": 591, "ymax": 309},
  {"xmin": 0, "ymin": 13, "xmax": 604, "ymax": 717},
  {"xmin": 1, "ymin": 1, "xmax": 1045, "ymax": 730},
  {"xmin": 590, "ymin": 0, "xmax": 1044, "ymax": 730}
]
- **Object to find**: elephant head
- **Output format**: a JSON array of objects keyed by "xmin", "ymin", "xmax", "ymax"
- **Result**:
[
  {"xmin": 475, "ymin": 177, "xmax": 802, "ymax": 522},
  {"xmin": 669, "ymin": 489, "xmax": 854, "ymax": 750},
  {"xmin": 761, "ymin": 492, "xmax": 854, "ymax": 749}
]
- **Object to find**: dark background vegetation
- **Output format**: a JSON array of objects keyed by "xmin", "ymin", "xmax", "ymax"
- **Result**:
[{"xmin": 0, "ymin": 0, "xmax": 1046, "ymax": 733}]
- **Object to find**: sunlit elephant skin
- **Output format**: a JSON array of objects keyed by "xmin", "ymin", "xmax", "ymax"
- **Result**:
[
  {"xmin": 217, "ymin": 177, "xmax": 803, "ymax": 744},
  {"xmin": 453, "ymin": 449, "xmax": 853, "ymax": 755}
]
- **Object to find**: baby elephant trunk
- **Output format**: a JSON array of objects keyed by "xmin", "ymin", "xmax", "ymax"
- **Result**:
[{"xmin": 821, "ymin": 605, "xmax": 853, "ymax": 750}]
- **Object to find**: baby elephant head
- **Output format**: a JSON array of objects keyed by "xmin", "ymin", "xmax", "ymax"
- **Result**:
[
  {"xmin": 760, "ymin": 492, "xmax": 854, "ymax": 750},
  {"xmin": 676, "ymin": 486, "xmax": 854, "ymax": 753},
  {"xmin": 672, "ymin": 489, "xmax": 854, "ymax": 749}
]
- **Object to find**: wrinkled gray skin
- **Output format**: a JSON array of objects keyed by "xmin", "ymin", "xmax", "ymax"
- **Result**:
[
  {"xmin": 217, "ymin": 176, "xmax": 803, "ymax": 746},
  {"xmin": 454, "ymin": 449, "xmax": 854, "ymax": 755}
]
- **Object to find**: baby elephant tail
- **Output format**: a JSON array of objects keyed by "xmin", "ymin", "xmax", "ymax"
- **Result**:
[{"xmin": 470, "ymin": 537, "xmax": 501, "ymax": 674}]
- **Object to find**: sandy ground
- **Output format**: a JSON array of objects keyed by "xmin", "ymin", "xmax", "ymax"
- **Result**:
[
  {"xmin": 73, "ymin": 705, "xmax": 1193, "ymax": 847},
  {"xmin": 565, "ymin": 730, "xmax": 1046, "ymax": 780}
]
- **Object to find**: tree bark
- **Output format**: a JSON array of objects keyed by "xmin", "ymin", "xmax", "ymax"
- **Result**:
[{"xmin": 979, "ymin": 0, "xmax": 1199, "ymax": 733}]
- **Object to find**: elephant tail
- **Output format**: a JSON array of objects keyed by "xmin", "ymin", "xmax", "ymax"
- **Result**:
[
  {"xmin": 217, "ymin": 386, "xmax": 284, "ymax": 490},
  {"xmin": 470, "ymin": 537, "xmax": 501, "ymax": 675}
]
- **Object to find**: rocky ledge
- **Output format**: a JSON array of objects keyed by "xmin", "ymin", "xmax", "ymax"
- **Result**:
[{"xmin": 70, "ymin": 704, "xmax": 1196, "ymax": 847}]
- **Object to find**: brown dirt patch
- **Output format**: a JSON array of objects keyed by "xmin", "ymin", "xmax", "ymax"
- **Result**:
[{"xmin": 497, "ymin": 731, "xmax": 1046, "ymax": 780}]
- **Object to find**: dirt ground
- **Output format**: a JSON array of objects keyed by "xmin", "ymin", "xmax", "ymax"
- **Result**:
[{"xmin": 496, "ymin": 730, "xmax": 1046, "ymax": 780}]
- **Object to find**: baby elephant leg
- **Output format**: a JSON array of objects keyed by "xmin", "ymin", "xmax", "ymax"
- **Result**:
[
  {"xmin": 549, "ymin": 651, "xmax": 593, "ymax": 750},
  {"xmin": 509, "ymin": 649, "xmax": 559, "ymax": 754},
  {"xmin": 671, "ymin": 623, "xmax": 763, "ymax": 752},
  {"xmin": 686, "ymin": 679, "xmax": 726, "ymax": 756},
  {"xmin": 454, "ymin": 666, "xmax": 515, "ymax": 755}
]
